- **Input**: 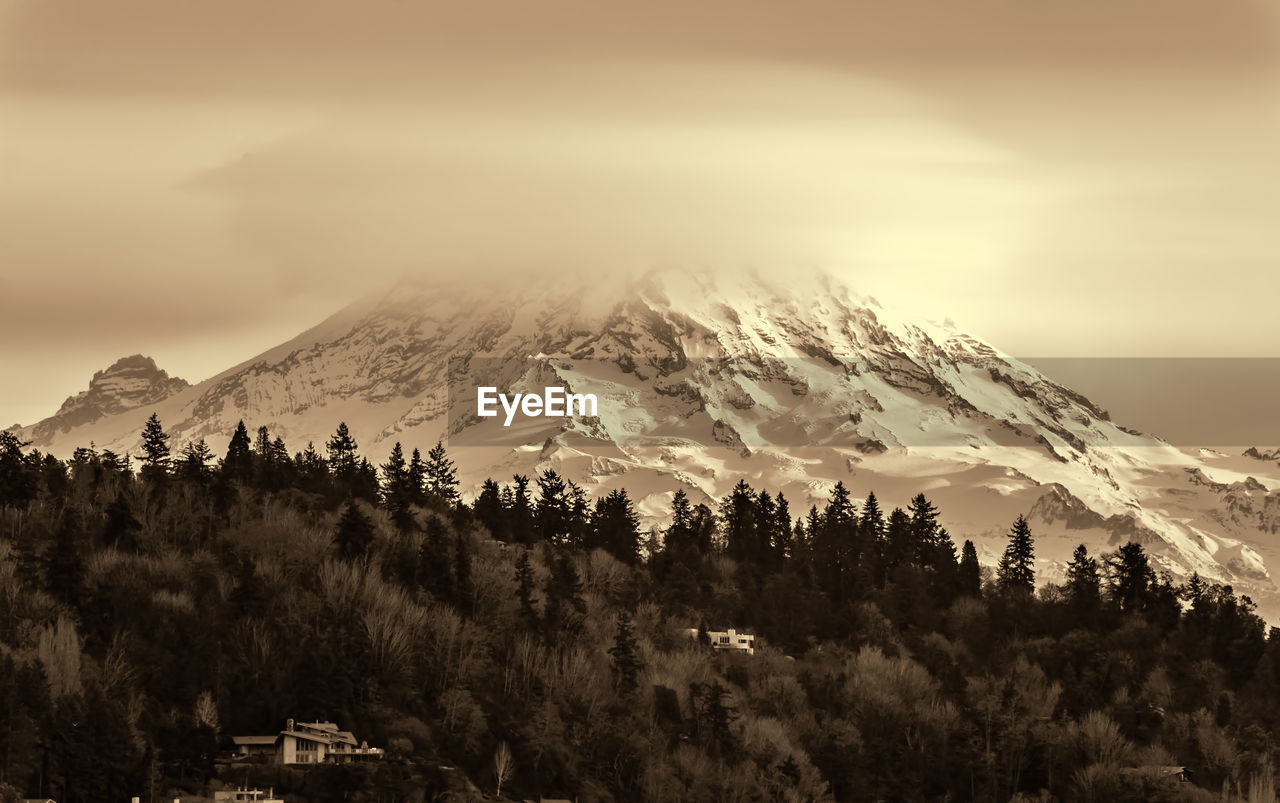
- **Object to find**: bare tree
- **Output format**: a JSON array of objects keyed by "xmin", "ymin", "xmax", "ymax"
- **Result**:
[{"xmin": 493, "ymin": 740, "xmax": 514, "ymax": 798}]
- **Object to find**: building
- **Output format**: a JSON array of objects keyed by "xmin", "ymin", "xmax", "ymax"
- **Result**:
[
  {"xmin": 684, "ymin": 627, "xmax": 756, "ymax": 655},
  {"xmin": 231, "ymin": 719, "xmax": 385, "ymax": 765},
  {"xmin": 214, "ymin": 789, "xmax": 284, "ymax": 803}
]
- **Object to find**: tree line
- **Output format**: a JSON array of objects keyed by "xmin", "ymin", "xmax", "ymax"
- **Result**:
[{"xmin": 0, "ymin": 414, "xmax": 1278, "ymax": 801}]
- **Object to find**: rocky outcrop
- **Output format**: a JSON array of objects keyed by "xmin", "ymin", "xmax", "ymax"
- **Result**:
[{"xmin": 31, "ymin": 355, "xmax": 188, "ymax": 439}]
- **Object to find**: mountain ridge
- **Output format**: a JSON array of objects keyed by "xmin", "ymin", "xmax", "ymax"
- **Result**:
[{"xmin": 14, "ymin": 268, "xmax": 1280, "ymax": 616}]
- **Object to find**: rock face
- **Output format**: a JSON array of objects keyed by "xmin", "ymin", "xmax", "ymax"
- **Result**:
[
  {"xmin": 16, "ymin": 268, "xmax": 1280, "ymax": 617},
  {"xmin": 30, "ymin": 355, "xmax": 189, "ymax": 441}
]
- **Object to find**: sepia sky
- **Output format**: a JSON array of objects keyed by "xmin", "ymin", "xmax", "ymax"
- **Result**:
[{"xmin": 3, "ymin": 0, "xmax": 1280, "ymax": 427}]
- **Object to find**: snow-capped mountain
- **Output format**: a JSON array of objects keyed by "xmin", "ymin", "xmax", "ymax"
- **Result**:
[
  {"xmin": 15, "ymin": 269, "xmax": 1280, "ymax": 617},
  {"xmin": 28, "ymin": 354, "xmax": 190, "ymax": 443}
]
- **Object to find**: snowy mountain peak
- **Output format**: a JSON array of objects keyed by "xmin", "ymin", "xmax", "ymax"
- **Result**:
[
  {"xmin": 30, "ymin": 355, "xmax": 189, "ymax": 440},
  {"xmin": 16, "ymin": 268, "xmax": 1280, "ymax": 617}
]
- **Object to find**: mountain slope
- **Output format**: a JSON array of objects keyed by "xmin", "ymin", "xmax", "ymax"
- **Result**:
[{"xmin": 16, "ymin": 269, "xmax": 1280, "ymax": 615}]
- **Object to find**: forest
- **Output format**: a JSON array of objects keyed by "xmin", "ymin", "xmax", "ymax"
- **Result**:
[{"xmin": 1, "ymin": 413, "xmax": 1279, "ymax": 802}]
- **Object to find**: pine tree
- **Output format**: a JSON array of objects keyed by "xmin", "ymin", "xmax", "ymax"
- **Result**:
[
  {"xmin": 325, "ymin": 422, "xmax": 360, "ymax": 487},
  {"xmin": 720, "ymin": 479, "xmax": 757, "ymax": 563},
  {"xmin": 474, "ymin": 478, "xmax": 507, "ymax": 540},
  {"xmin": 860, "ymin": 491, "xmax": 886, "ymax": 586},
  {"xmin": 251, "ymin": 425, "xmax": 286, "ymax": 489},
  {"xmin": 0, "ymin": 431, "xmax": 38, "ymax": 508},
  {"xmin": 509, "ymin": 474, "xmax": 534, "ymax": 543},
  {"xmin": 407, "ymin": 447, "xmax": 428, "ymax": 506},
  {"xmin": 959, "ymin": 540, "xmax": 982, "ymax": 596},
  {"xmin": 535, "ymin": 470, "xmax": 570, "ymax": 545},
  {"xmin": 772, "ymin": 492, "xmax": 793, "ymax": 564},
  {"xmin": 907, "ymin": 492, "xmax": 941, "ymax": 567},
  {"xmin": 884, "ymin": 507, "xmax": 913, "ymax": 573},
  {"xmin": 1065, "ymin": 544, "xmax": 1101, "ymax": 607},
  {"xmin": 295, "ymin": 441, "xmax": 329, "ymax": 496},
  {"xmin": 996, "ymin": 515, "xmax": 1036, "ymax": 596},
  {"xmin": 591, "ymin": 488, "xmax": 641, "ymax": 565},
  {"xmin": 138, "ymin": 412, "xmax": 171, "ymax": 483},
  {"xmin": 1106, "ymin": 541, "xmax": 1154, "ymax": 612},
  {"xmin": 692, "ymin": 682, "xmax": 737, "ymax": 756},
  {"xmin": 424, "ymin": 441, "xmax": 460, "ymax": 508},
  {"xmin": 353, "ymin": 457, "xmax": 380, "ymax": 502},
  {"xmin": 176, "ymin": 439, "xmax": 214, "ymax": 484},
  {"xmin": 815, "ymin": 482, "xmax": 857, "ymax": 600},
  {"xmin": 667, "ymin": 489, "xmax": 694, "ymax": 550},
  {"xmin": 608, "ymin": 611, "xmax": 643, "ymax": 698},
  {"xmin": 380, "ymin": 442, "xmax": 415, "ymax": 532},
  {"xmin": 333, "ymin": 501, "xmax": 375, "ymax": 561},
  {"xmin": 221, "ymin": 421, "xmax": 254, "ymax": 483}
]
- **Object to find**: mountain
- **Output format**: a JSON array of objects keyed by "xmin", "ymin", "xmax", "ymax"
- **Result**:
[
  {"xmin": 16, "ymin": 269, "xmax": 1280, "ymax": 616},
  {"xmin": 26, "ymin": 354, "xmax": 189, "ymax": 443}
]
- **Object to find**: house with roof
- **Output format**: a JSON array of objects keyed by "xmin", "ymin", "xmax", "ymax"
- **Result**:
[
  {"xmin": 214, "ymin": 788, "xmax": 284, "ymax": 802},
  {"xmin": 231, "ymin": 719, "xmax": 385, "ymax": 765},
  {"xmin": 684, "ymin": 627, "xmax": 756, "ymax": 655}
]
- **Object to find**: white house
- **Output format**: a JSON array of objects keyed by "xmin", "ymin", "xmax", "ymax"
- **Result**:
[
  {"xmin": 232, "ymin": 719, "xmax": 385, "ymax": 765},
  {"xmin": 685, "ymin": 627, "xmax": 756, "ymax": 655},
  {"xmin": 214, "ymin": 788, "xmax": 284, "ymax": 803}
]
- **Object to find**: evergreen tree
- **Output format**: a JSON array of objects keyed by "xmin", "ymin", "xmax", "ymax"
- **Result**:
[
  {"xmin": 1106, "ymin": 541, "xmax": 1155, "ymax": 613},
  {"xmin": 407, "ymin": 447, "xmax": 428, "ymax": 506},
  {"xmin": 815, "ymin": 482, "xmax": 857, "ymax": 600},
  {"xmin": 253, "ymin": 425, "xmax": 273, "ymax": 482},
  {"xmin": 294, "ymin": 441, "xmax": 329, "ymax": 496},
  {"xmin": 664, "ymin": 489, "xmax": 696, "ymax": 554},
  {"xmin": 907, "ymin": 492, "xmax": 941, "ymax": 567},
  {"xmin": 176, "ymin": 439, "xmax": 214, "ymax": 484},
  {"xmin": 958, "ymin": 540, "xmax": 982, "ymax": 596},
  {"xmin": 883, "ymin": 507, "xmax": 912, "ymax": 574},
  {"xmin": 424, "ymin": 441, "xmax": 460, "ymax": 507},
  {"xmin": 353, "ymin": 457, "xmax": 380, "ymax": 502},
  {"xmin": 772, "ymin": 492, "xmax": 793, "ymax": 564},
  {"xmin": 591, "ymin": 488, "xmax": 642, "ymax": 565},
  {"xmin": 0, "ymin": 431, "xmax": 38, "ymax": 508},
  {"xmin": 535, "ymin": 470, "xmax": 570, "ymax": 545},
  {"xmin": 859, "ymin": 491, "xmax": 886, "ymax": 586},
  {"xmin": 692, "ymin": 682, "xmax": 737, "ymax": 757},
  {"xmin": 99, "ymin": 449, "xmax": 132, "ymax": 477},
  {"xmin": 380, "ymin": 442, "xmax": 416, "ymax": 532},
  {"xmin": 221, "ymin": 421, "xmax": 254, "ymax": 483},
  {"xmin": 720, "ymin": 479, "xmax": 758, "ymax": 563},
  {"xmin": 608, "ymin": 611, "xmax": 643, "ymax": 698},
  {"xmin": 474, "ymin": 478, "xmax": 507, "ymax": 540},
  {"xmin": 138, "ymin": 412, "xmax": 171, "ymax": 483},
  {"xmin": 1065, "ymin": 544, "xmax": 1102, "ymax": 608},
  {"xmin": 509, "ymin": 474, "xmax": 535, "ymax": 543},
  {"xmin": 996, "ymin": 515, "xmax": 1036, "ymax": 596},
  {"xmin": 333, "ymin": 501, "xmax": 375, "ymax": 561},
  {"xmin": 325, "ymin": 422, "xmax": 360, "ymax": 487}
]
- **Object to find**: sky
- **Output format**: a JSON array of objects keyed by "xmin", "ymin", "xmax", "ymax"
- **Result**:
[{"xmin": 3, "ymin": 0, "xmax": 1280, "ymax": 427}]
